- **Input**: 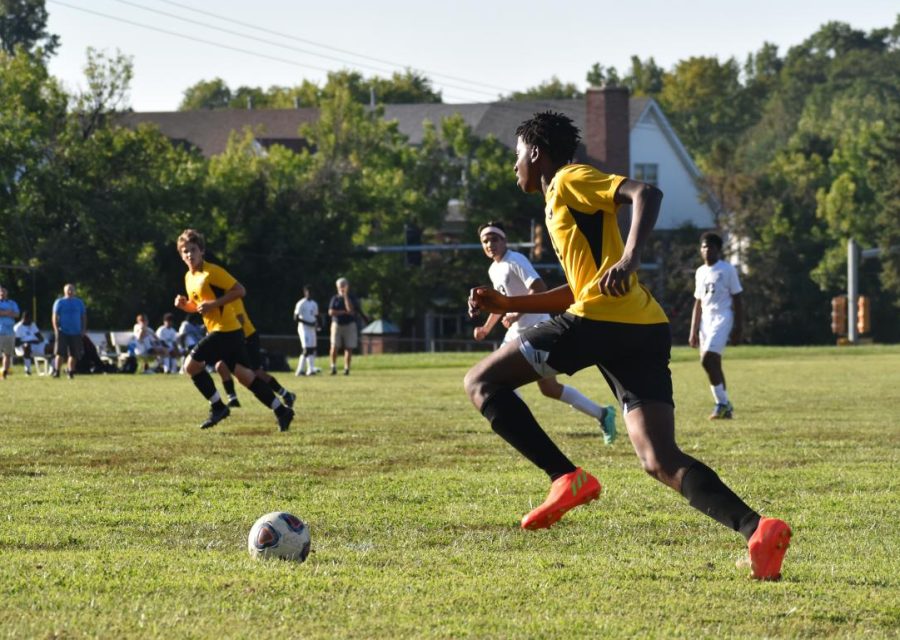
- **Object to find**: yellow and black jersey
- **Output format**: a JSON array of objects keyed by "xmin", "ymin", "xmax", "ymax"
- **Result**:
[
  {"xmin": 229, "ymin": 297, "xmax": 257, "ymax": 339},
  {"xmin": 544, "ymin": 164, "xmax": 668, "ymax": 324},
  {"xmin": 184, "ymin": 261, "xmax": 243, "ymax": 333}
]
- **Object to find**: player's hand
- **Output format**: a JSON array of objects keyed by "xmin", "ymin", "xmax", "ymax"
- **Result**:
[
  {"xmin": 501, "ymin": 313, "xmax": 520, "ymax": 328},
  {"xmin": 196, "ymin": 299, "xmax": 218, "ymax": 314},
  {"xmin": 174, "ymin": 294, "xmax": 188, "ymax": 309},
  {"xmin": 688, "ymin": 333, "xmax": 699, "ymax": 349},
  {"xmin": 473, "ymin": 326, "xmax": 488, "ymax": 341},
  {"xmin": 468, "ymin": 287, "xmax": 507, "ymax": 318},
  {"xmin": 598, "ymin": 254, "xmax": 638, "ymax": 297}
]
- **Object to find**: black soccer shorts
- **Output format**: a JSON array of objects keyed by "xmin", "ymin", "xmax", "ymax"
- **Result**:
[{"xmin": 519, "ymin": 313, "xmax": 674, "ymax": 411}]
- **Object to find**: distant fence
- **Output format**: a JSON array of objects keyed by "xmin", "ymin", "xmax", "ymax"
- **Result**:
[{"xmin": 259, "ymin": 334, "xmax": 500, "ymax": 357}]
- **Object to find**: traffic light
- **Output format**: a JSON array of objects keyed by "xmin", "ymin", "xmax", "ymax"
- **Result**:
[
  {"xmin": 831, "ymin": 295, "xmax": 847, "ymax": 335},
  {"xmin": 531, "ymin": 222, "xmax": 544, "ymax": 262},
  {"xmin": 857, "ymin": 295, "xmax": 871, "ymax": 335},
  {"xmin": 404, "ymin": 223, "xmax": 422, "ymax": 266}
]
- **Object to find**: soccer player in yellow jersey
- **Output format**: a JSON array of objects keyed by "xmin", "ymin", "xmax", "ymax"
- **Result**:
[
  {"xmin": 215, "ymin": 297, "xmax": 296, "ymax": 410},
  {"xmin": 174, "ymin": 229, "xmax": 294, "ymax": 431},
  {"xmin": 465, "ymin": 111, "xmax": 791, "ymax": 580}
]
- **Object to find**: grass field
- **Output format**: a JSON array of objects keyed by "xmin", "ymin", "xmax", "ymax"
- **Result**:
[{"xmin": 1, "ymin": 346, "xmax": 899, "ymax": 638}]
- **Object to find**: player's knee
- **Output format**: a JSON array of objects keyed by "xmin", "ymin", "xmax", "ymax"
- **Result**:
[{"xmin": 463, "ymin": 368, "xmax": 488, "ymax": 406}]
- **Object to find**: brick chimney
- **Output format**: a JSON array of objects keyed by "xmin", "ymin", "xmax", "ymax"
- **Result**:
[{"xmin": 584, "ymin": 86, "xmax": 630, "ymax": 176}]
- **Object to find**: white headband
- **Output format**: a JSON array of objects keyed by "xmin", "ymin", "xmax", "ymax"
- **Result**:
[{"xmin": 479, "ymin": 226, "xmax": 506, "ymax": 240}]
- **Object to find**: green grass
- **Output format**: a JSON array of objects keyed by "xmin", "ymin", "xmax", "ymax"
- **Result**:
[{"xmin": 1, "ymin": 346, "xmax": 899, "ymax": 638}]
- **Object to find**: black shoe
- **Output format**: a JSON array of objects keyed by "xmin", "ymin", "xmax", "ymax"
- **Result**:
[
  {"xmin": 227, "ymin": 396, "xmax": 241, "ymax": 408},
  {"xmin": 50, "ymin": 370, "xmax": 60, "ymax": 378},
  {"xmin": 282, "ymin": 391, "xmax": 297, "ymax": 408},
  {"xmin": 277, "ymin": 407, "xmax": 295, "ymax": 432},
  {"xmin": 344, "ymin": 369, "xmax": 350, "ymax": 376},
  {"xmin": 201, "ymin": 404, "xmax": 230, "ymax": 429},
  {"xmin": 67, "ymin": 371, "xmax": 74, "ymax": 380},
  {"xmin": 330, "ymin": 368, "xmax": 337, "ymax": 376}
]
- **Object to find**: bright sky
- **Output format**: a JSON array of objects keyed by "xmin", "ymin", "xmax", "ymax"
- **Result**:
[{"xmin": 45, "ymin": 0, "xmax": 899, "ymax": 112}]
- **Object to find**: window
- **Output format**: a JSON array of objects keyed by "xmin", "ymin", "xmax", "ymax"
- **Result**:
[{"xmin": 633, "ymin": 163, "xmax": 658, "ymax": 185}]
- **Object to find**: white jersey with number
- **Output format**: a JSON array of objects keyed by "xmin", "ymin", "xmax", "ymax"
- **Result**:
[
  {"xmin": 488, "ymin": 250, "xmax": 550, "ymax": 342},
  {"xmin": 294, "ymin": 298, "xmax": 319, "ymax": 349},
  {"xmin": 695, "ymin": 260, "xmax": 743, "ymax": 354}
]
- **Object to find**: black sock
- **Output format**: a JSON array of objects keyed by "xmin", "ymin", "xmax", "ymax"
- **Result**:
[
  {"xmin": 249, "ymin": 377, "xmax": 279, "ymax": 409},
  {"xmin": 223, "ymin": 378, "xmax": 236, "ymax": 397},
  {"xmin": 266, "ymin": 376, "xmax": 286, "ymax": 395},
  {"xmin": 680, "ymin": 461, "xmax": 760, "ymax": 540},
  {"xmin": 192, "ymin": 371, "xmax": 225, "ymax": 409},
  {"xmin": 481, "ymin": 389, "xmax": 576, "ymax": 480}
]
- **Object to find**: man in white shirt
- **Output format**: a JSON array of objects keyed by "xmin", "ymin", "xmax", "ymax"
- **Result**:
[
  {"xmin": 293, "ymin": 285, "xmax": 320, "ymax": 376},
  {"xmin": 155, "ymin": 313, "xmax": 182, "ymax": 374},
  {"xmin": 473, "ymin": 221, "xmax": 617, "ymax": 444},
  {"xmin": 689, "ymin": 232, "xmax": 743, "ymax": 420},
  {"xmin": 14, "ymin": 310, "xmax": 45, "ymax": 376}
]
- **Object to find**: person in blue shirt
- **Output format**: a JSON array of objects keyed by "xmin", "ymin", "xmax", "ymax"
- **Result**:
[
  {"xmin": 51, "ymin": 283, "xmax": 87, "ymax": 380},
  {"xmin": 0, "ymin": 286, "xmax": 20, "ymax": 379}
]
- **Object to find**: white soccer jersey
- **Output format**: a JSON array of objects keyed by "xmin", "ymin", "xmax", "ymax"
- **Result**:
[
  {"xmin": 156, "ymin": 325, "xmax": 179, "ymax": 348},
  {"xmin": 488, "ymin": 250, "xmax": 550, "ymax": 340},
  {"xmin": 14, "ymin": 321, "xmax": 42, "ymax": 344},
  {"xmin": 294, "ymin": 298, "xmax": 319, "ymax": 326},
  {"xmin": 694, "ymin": 260, "xmax": 743, "ymax": 317}
]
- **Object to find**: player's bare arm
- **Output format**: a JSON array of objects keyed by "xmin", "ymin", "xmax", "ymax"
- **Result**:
[
  {"xmin": 474, "ymin": 313, "xmax": 503, "ymax": 340},
  {"xmin": 469, "ymin": 283, "xmax": 573, "ymax": 318},
  {"xmin": 502, "ymin": 277, "xmax": 549, "ymax": 327},
  {"xmin": 599, "ymin": 179, "xmax": 663, "ymax": 297},
  {"xmin": 689, "ymin": 298, "xmax": 702, "ymax": 348}
]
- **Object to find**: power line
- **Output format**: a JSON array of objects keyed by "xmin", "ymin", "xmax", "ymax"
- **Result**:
[
  {"xmin": 153, "ymin": 0, "xmax": 518, "ymax": 95},
  {"xmin": 48, "ymin": 1, "xmax": 492, "ymax": 103},
  {"xmin": 111, "ymin": 0, "xmax": 502, "ymax": 99}
]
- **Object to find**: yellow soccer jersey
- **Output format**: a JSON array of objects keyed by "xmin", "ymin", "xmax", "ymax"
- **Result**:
[
  {"xmin": 184, "ymin": 261, "xmax": 243, "ymax": 333},
  {"xmin": 544, "ymin": 164, "xmax": 668, "ymax": 324},
  {"xmin": 229, "ymin": 297, "xmax": 257, "ymax": 338}
]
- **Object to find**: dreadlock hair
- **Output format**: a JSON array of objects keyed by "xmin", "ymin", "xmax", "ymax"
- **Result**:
[{"xmin": 515, "ymin": 111, "xmax": 581, "ymax": 165}]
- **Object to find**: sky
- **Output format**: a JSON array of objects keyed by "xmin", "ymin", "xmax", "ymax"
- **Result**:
[{"xmin": 44, "ymin": 0, "xmax": 899, "ymax": 112}]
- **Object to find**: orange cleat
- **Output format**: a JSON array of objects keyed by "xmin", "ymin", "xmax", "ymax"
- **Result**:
[
  {"xmin": 521, "ymin": 468, "xmax": 601, "ymax": 530},
  {"xmin": 747, "ymin": 517, "xmax": 792, "ymax": 580}
]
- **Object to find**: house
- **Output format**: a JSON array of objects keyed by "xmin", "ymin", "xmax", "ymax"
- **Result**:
[{"xmin": 118, "ymin": 87, "xmax": 717, "ymax": 231}]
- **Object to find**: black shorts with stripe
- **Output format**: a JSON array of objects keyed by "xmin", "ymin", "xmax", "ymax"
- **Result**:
[
  {"xmin": 520, "ymin": 312, "xmax": 674, "ymax": 411},
  {"xmin": 191, "ymin": 329, "xmax": 250, "ymax": 372}
]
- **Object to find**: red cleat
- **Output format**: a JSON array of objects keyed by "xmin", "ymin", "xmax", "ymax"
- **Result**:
[
  {"xmin": 521, "ymin": 468, "xmax": 601, "ymax": 530},
  {"xmin": 747, "ymin": 517, "xmax": 792, "ymax": 580}
]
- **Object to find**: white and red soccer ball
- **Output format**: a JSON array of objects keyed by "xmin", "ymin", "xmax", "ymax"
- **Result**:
[{"xmin": 247, "ymin": 511, "xmax": 311, "ymax": 562}]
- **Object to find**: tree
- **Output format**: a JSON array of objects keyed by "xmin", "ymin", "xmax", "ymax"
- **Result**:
[
  {"xmin": 0, "ymin": 0, "xmax": 58, "ymax": 57},
  {"xmin": 179, "ymin": 78, "xmax": 232, "ymax": 110},
  {"xmin": 503, "ymin": 76, "xmax": 582, "ymax": 101}
]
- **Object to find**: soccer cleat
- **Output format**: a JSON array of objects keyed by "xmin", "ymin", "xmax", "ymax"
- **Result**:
[
  {"xmin": 330, "ymin": 367, "xmax": 337, "ymax": 376},
  {"xmin": 344, "ymin": 369, "xmax": 350, "ymax": 376},
  {"xmin": 521, "ymin": 468, "xmax": 602, "ymax": 530},
  {"xmin": 50, "ymin": 369, "xmax": 60, "ymax": 378},
  {"xmin": 66, "ymin": 370, "xmax": 74, "ymax": 380},
  {"xmin": 747, "ymin": 517, "xmax": 792, "ymax": 580},
  {"xmin": 282, "ymin": 391, "xmax": 297, "ymax": 408},
  {"xmin": 200, "ymin": 404, "xmax": 230, "ymax": 429},
  {"xmin": 277, "ymin": 407, "xmax": 295, "ymax": 432},
  {"xmin": 709, "ymin": 402, "xmax": 734, "ymax": 420},
  {"xmin": 227, "ymin": 396, "xmax": 241, "ymax": 408},
  {"xmin": 599, "ymin": 405, "xmax": 617, "ymax": 445}
]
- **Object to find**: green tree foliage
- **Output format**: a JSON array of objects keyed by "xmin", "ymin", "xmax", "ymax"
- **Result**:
[
  {"xmin": 503, "ymin": 76, "xmax": 583, "ymax": 101},
  {"xmin": 179, "ymin": 77, "xmax": 232, "ymax": 110},
  {"xmin": 0, "ymin": 0, "xmax": 58, "ymax": 57}
]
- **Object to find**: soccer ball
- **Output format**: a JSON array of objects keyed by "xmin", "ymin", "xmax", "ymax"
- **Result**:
[{"xmin": 247, "ymin": 511, "xmax": 311, "ymax": 562}]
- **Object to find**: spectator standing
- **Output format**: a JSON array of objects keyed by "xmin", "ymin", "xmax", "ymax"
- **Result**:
[
  {"xmin": 14, "ymin": 310, "xmax": 46, "ymax": 376},
  {"xmin": 52, "ymin": 283, "xmax": 86, "ymax": 380},
  {"xmin": 328, "ymin": 277, "xmax": 362, "ymax": 376},
  {"xmin": 0, "ymin": 286, "xmax": 20, "ymax": 379},
  {"xmin": 688, "ymin": 232, "xmax": 743, "ymax": 420},
  {"xmin": 156, "ymin": 312, "xmax": 182, "ymax": 374},
  {"xmin": 293, "ymin": 285, "xmax": 320, "ymax": 376}
]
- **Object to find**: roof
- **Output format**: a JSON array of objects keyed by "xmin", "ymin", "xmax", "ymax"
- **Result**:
[{"xmin": 117, "ymin": 97, "xmax": 652, "ymax": 157}]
